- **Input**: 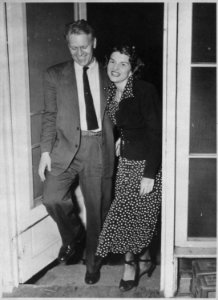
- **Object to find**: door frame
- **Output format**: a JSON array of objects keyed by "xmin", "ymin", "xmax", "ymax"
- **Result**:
[
  {"xmin": 161, "ymin": 2, "xmax": 178, "ymax": 297},
  {"xmin": 0, "ymin": 2, "xmax": 20, "ymax": 293},
  {"xmin": 0, "ymin": 2, "xmax": 178, "ymax": 297}
]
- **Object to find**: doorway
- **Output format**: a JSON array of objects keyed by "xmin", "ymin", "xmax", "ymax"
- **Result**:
[{"xmin": 24, "ymin": 0, "xmax": 164, "ymax": 290}]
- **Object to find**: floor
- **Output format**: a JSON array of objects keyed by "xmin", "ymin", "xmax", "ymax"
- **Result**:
[
  {"xmin": 3, "ymin": 255, "xmax": 198, "ymax": 298},
  {"xmin": 3, "ymin": 257, "xmax": 162, "ymax": 298},
  {"xmin": 3, "ymin": 233, "xmax": 195, "ymax": 298}
]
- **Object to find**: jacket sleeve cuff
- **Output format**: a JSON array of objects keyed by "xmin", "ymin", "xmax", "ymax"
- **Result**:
[{"xmin": 40, "ymin": 144, "xmax": 51, "ymax": 154}]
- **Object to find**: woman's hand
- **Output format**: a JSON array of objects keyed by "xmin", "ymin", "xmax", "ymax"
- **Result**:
[
  {"xmin": 115, "ymin": 138, "xmax": 121, "ymax": 156},
  {"xmin": 140, "ymin": 177, "xmax": 154, "ymax": 196}
]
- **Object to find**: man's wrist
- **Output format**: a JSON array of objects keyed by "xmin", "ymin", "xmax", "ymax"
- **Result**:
[{"xmin": 41, "ymin": 152, "xmax": 50, "ymax": 156}]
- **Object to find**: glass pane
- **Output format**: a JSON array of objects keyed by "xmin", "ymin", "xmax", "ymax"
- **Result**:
[
  {"xmin": 31, "ymin": 114, "xmax": 42, "ymax": 146},
  {"xmin": 192, "ymin": 3, "xmax": 216, "ymax": 63},
  {"xmin": 32, "ymin": 147, "xmax": 43, "ymax": 206},
  {"xmin": 190, "ymin": 67, "xmax": 216, "ymax": 153},
  {"xmin": 26, "ymin": 3, "xmax": 74, "ymax": 113},
  {"xmin": 188, "ymin": 158, "xmax": 216, "ymax": 238},
  {"xmin": 26, "ymin": 3, "xmax": 75, "ymax": 207}
]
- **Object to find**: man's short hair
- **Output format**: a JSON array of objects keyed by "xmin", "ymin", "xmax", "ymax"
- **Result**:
[{"xmin": 64, "ymin": 19, "xmax": 95, "ymax": 41}]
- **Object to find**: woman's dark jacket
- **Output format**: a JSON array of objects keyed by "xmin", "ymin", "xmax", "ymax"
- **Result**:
[{"xmin": 116, "ymin": 79, "xmax": 162, "ymax": 179}]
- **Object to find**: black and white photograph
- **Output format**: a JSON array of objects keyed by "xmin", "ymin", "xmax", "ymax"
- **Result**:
[{"xmin": 0, "ymin": 0, "xmax": 217, "ymax": 298}]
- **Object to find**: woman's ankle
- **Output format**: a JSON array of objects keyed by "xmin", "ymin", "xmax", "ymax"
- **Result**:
[
  {"xmin": 122, "ymin": 252, "xmax": 136, "ymax": 281},
  {"xmin": 123, "ymin": 262, "xmax": 136, "ymax": 281}
]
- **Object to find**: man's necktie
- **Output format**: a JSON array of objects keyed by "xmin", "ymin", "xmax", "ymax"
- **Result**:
[{"xmin": 83, "ymin": 66, "xmax": 99, "ymax": 130}]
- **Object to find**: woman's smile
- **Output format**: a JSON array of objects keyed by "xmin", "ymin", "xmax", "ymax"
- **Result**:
[{"xmin": 111, "ymin": 71, "xmax": 120, "ymax": 77}]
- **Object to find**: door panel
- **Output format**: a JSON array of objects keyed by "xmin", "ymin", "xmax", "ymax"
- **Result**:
[
  {"xmin": 6, "ymin": 3, "xmax": 77, "ymax": 283},
  {"xmin": 175, "ymin": 2, "xmax": 217, "ymax": 248},
  {"xmin": 188, "ymin": 158, "xmax": 216, "ymax": 238},
  {"xmin": 189, "ymin": 67, "xmax": 216, "ymax": 154},
  {"xmin": 192, "ymin": 3, "xmax": 216, "ymax": 63},
  {"xmin": 18, "ymin": 218, "xmax": 61, "ymax": 282}
]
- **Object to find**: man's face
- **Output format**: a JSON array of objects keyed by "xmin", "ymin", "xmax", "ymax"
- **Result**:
[{"xmin": 67, "ymin": 33, "xmax": 96, "ymax": 66}]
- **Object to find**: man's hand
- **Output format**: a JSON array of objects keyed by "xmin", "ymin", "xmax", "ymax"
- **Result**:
[
  {"xmin": 38, "ymin": 152, "xmax": 51, "ymax": 182},
  {"xmin": 140, "ymin": 177, "xmax": 154, "ymax": 196},
  {"xmin": 115, "ymin": 138, "xmax": 121, "ymax": 156}
]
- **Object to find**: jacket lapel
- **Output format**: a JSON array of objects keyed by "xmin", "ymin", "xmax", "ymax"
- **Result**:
[
  {"xmin": 62, "ymin": 61, "xmax": 80, "ymax": 121},
  {"xmin": 99, "ymin": 63, "xmax": 110, "ymax": 120}
]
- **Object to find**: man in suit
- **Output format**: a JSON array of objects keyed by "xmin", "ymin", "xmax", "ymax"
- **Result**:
[{"xmin": 38, "ymin": 19, "xmax": 115, "ymax": 284}]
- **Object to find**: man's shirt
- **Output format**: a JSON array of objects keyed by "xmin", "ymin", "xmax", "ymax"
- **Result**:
[{"xmin": 74, "ymin": 59, "xmax": 101, "ymax": 131}]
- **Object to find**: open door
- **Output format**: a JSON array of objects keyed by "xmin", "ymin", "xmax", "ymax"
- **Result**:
[{"xmin": 5, "ymin": 3, "xmax": 80, "ymax": 283}]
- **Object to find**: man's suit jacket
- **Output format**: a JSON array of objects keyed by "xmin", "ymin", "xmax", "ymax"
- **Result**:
[{"xmin": 40, "ymin": 60, "xmax": 115, "ymax": 177}]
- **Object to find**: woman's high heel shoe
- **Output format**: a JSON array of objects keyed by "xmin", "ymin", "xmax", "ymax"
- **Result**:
[
  {"xmin": 138, "ymin": 258, "xmax": 156, "ymax": 279},
  {"xmin": 119, "ymin": 260, "xmax": 138, "ymax": 292}
]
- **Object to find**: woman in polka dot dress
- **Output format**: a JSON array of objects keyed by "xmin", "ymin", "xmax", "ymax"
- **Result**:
[{"xmin": 96, "ymin": 44, "xmax": 162, "ymax": 291}]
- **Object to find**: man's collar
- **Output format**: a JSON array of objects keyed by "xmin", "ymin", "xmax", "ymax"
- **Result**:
[
  {"xmin": 87, "ymin": 58, "xmax": 96, "ymax": 69},
  {"xmin": 74, "ymin": 58, "xmax": 97, "ymax": 70}
]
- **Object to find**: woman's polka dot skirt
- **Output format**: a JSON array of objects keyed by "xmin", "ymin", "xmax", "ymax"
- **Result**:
[{"xmin": 96, "ymin": 157, "xmax": 162, "ymax": 257}]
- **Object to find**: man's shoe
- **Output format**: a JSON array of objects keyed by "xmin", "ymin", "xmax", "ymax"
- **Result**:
[
  {"xmin": 58, "ymin": 245, "xmax": 76, "ymax": 264},
  {"xmin": 84, "ymin": 270, "xmax": 100, "ymax": 284}
]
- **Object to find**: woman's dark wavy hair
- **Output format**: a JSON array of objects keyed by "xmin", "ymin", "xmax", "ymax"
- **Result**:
[
  {"xmin": 111, "ymin": 44, "xmax": 137, "ymax": 70},
  {"xmin": 108, "ymin": 43, "xmax": 145, "ymax": 77}
]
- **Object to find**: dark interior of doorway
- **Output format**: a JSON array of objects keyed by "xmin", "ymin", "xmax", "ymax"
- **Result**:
[{"xmin": 87, "ymin": 2, "xmax": 164, "ymax": 98}]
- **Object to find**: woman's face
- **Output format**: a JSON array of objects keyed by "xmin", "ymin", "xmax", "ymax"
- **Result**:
[{"xmin": 107, "ymin": 51, "xmax": 132, "ymax": 85}]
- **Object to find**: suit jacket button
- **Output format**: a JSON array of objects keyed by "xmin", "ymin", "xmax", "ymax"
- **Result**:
[
  {"xmin": 75, "ymin": 144, "xmax": 78, "ymax": 148},
  {"xmin": 77, "ymin": 127, "xmax": 80, "ymax": 130}
]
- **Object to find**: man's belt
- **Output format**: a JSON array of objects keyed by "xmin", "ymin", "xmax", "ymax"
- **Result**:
[{"xmin": 81, "ymin": 130, "xmax": 102, "ymax": 137}]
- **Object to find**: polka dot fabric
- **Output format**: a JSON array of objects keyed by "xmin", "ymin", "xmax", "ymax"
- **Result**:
[
  {"xmin": 96, "ymin": 76, "xmax": 162, "ymax": 258},
  {"xmin": 106, "ymin": 75, "xmax": 134, "ymax": 125},
  {"xmin": 96, "ymin": 158, "xmax": 162, "ymax": 257}
]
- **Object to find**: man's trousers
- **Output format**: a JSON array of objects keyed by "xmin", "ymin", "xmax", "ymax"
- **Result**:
[{"xmin": 42, "ymin": 134, "xmax": 113, "ymax": 273}]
